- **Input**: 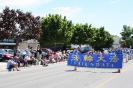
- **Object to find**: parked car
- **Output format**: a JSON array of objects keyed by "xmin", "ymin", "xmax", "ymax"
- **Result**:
[
  {"xmin": 0, "ymin": 49, "xmax": 13, "ymax": 61},
  {"xmin": 8, "ymin": 49, "xmax": 26, "ymax": 56},
  {"xmin": 42, "ymin": 48, "xmax": 54, "ymax": 54},
  {"xmin": 50, "ymin": 46, "xmax": 63, "ymax": 52},
  {"xmin": 3, "ymin": 49, "xmax": 12, "ymax": 52},
  {"xmin": 19, "ymin": 50, "xmax": 27, "ymax": 55},
  {"xmin": 79, "ymin": 46, "xmax": 92, "ymax": 53}
]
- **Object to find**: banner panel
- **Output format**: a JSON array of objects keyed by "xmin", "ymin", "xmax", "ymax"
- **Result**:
[{"xmin": 67, "ymin": 53, "xmax": 123, "ymax": 68}]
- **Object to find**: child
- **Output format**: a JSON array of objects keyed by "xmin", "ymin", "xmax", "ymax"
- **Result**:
[{"xmin": 42, "ymin": 56, "xmax": 49, "ymax": 66}]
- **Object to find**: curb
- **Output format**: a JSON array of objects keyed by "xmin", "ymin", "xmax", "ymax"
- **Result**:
[{"xmin": 0, "ymin": 61, "xmax": 67, "ymax": 72}]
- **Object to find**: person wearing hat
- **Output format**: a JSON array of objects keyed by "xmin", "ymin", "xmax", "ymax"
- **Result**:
[{"xmin": 7, "ymin": 56, "xmax": 20, "ymax": 71}]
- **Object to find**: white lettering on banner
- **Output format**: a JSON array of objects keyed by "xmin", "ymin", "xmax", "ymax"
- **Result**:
[{"xmin": 75, "ymin": 62, "xmax": 116, "ymax": 68}]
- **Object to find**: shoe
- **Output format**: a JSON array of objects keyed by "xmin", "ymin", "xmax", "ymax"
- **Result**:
[
  {"xmin": 8, "ymin": 69, "xmax": 11, "ymax": 71},
  {"xmin": 74, "ymin": 68, "xmax": 77, "ymax": 71},
  {"xmin": 118, "ymin": 70, "xmax": 120, "ymax": 73},
  {"xmin": 17, "ymin": 69, "xmax": 21, "ymax": 71}
]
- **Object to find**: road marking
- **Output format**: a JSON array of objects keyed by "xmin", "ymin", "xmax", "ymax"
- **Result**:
[{"xmin": 95, "ymin": 64, "xmax": 133, "ymax": 88}]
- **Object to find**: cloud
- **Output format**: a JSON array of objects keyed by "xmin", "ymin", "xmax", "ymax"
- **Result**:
[
  {"xmin": 53, "ymin": 7, "xmax": 83, "ymax": 19},
  {"xmin": 53, "ymin": 7, "xmax": 82, "ymax": 12},
  {"xmin": 125, "ymin": 13, "xmax": 133, "ymax": 16},
  {"xmin": 0, "ymin": 0, "xmax": 52, "ymax": 8},
  {"xmin": 34, "ymin": 13, "xmax": 47, "ymax": 17},
  {"xmin": 109, "ymin": 0, "xmax": 121, "ymax": 4}
]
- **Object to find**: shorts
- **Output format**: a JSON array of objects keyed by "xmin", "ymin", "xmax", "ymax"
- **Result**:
[{"xmin": 8, "ymin": 65, "xmax": 14, "ymax": 69}]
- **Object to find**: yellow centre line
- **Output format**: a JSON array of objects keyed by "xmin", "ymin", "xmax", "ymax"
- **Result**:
[{"xmin": 95, "ymin": 64, "xmax": 133, "ymax": 88}]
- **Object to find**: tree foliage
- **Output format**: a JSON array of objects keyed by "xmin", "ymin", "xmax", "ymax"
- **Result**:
[
  {"xmin": 120, "ymin": 25, "xmax": 133, "ymax": 48},
  {"xmin": 70, "ymin": 23, "xmax": 95, "ymax": 45},
  {"xmin": 39, "ymin": 14, "xmax": 74, "ymax": 46},
  {"xmin": 38, "ymin": 13, "xmax": 114, "ymax": 49},
  {"xmin": 0, "ymin": 6, "xmax": 42, "ymax": 49},
  {"xmin": 70, "ymin": 24, "xmax": 114, "ymax": 49},
  {"xmin": 89, "ymin": 27, "xmax": 113, "ymax": 49}
]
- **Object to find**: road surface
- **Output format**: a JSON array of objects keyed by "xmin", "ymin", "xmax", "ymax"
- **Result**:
[{"xmin": 0, "ymin": 60, "xmax": 133, "ymax": 88}]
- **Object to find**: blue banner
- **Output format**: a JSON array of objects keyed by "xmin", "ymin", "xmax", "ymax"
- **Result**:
[{"xmin": 67, "ymin": 53, "xmax": 123, "ymax": 68}]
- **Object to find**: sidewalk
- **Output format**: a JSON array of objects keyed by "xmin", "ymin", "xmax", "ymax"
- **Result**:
[
  {"xmin": 0, "ymin": 61, "xmax": 67, "ymax": 72},
  {"xmin": 0, "ymin": 62, "xmax": 7, "ymax": 72},
  {"xmin": 0, "ymin": 62, "xmax": 43, "ymax": 72}
]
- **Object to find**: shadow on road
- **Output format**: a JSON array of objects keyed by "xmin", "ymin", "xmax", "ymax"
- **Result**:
[
  {"xmin": 65, "ymin": 70, "xmax": 120, "ymax": 73},
  {"xmin": 65, "ymin": 70, "xmax": 77, "ymax": 72}
]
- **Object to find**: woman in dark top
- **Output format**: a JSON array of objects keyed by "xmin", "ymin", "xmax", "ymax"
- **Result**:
[{"xmin": 36, "ymin": 45, "xmax": 42, "ymax": 64}]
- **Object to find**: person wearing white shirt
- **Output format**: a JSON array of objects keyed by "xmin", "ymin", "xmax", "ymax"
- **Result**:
[
  {"xmin": 24, "ymin": 52, "xmax": 33, "ymax": 66},
  {"xmin": 104, "ymin": 49, "xmax": 108, "ymax": 54},
  {"xmin": 25, "ymin": 45, "xmax": 31, "ymax": 52}
]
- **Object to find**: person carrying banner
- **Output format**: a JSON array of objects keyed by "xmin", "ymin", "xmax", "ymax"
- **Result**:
[{"xmin": 115, "ymin": 48, "xmax": 122, "ymax": 73}]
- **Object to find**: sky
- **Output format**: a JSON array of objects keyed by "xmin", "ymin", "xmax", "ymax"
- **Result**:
[{"xmin": 0, "ymin": 0, "xmax": 133, "ymax": 37}]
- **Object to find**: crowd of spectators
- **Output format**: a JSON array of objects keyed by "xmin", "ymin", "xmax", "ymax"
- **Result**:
[{"xmin": 7, "ymin": 45, "xmax": 69, "ymax": 71}]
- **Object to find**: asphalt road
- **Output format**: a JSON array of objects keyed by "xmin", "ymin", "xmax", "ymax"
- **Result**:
[{"xmin": 0, "ymin": 60, "xmax": 133, "ymax": 88}]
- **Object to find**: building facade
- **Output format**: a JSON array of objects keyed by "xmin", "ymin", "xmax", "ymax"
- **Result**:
[
  {"xmin": 0, "ymin": 39, "xmax": 39, "ymax": 50},
  {"xmin": 19, "ymin": 40, "xmax": 39, "ymax": 50},
  {"xmin": 112, "ymin": 36, "xmax": 121, "ymax": 49}
]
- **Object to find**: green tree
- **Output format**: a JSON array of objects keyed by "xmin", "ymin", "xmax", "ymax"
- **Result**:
[
  {"xmin": 39, "ymin": 14, "xmax": 73, "ymax": 48},
  {"xmin": 90, "ymin": 27, "xmax": 108, "ymax": 49},
  {"xmin": 103, "ymin": 31, "xmax": 114, "ymax": 48},
  {"xmin": 120, "ymin": 25, "xmax": 133, "ymax": 48},
  {"xmin": 59, "ymin": 17, "xmax": 74, "ymax": 44},
  {"xmin": 70, "ymin": 23, "xmax": 94, "ymax": 45}
]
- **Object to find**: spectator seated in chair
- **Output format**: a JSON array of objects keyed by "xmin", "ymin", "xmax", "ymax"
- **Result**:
[
  {"xmin": 62, "ymin": 51, "xmax": 67, "ymax": 61},
  {"xmin": 50, "ymin": 53, "xmax": 56, "ymax": 63},
  {"xmin": 23, "ymin": 52, "xmax": 32, "ymax": 66},
  {"xmin": 14, "ymin": 53, "xmax": 21, "ymax": 68},
  {"xmin": 31, "ymin": 54, "xmax": 38, "ymax": 65},
  {"xmin": 41, "ymin": 56, "xmax": 49, "ymax": 66},
  {"xmin": 7, "ymin": 57, "xmax": 20, "ymax": 71}
]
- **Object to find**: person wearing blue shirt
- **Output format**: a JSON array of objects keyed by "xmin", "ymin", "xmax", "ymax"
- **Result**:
[
  {"xmin": 115, "ymin": 48, "xmax": 122, "ymax": 73},
  {"xmin": 115, "ymin": 48, "xmax": 122, "ymax": 54},
  {"xmin": 72, "ymin": 48, "xmax": 80, "ymax": 54},
  {"xmin": 7, "ymin": 57, "xmax": 20, "ymax": 71}
]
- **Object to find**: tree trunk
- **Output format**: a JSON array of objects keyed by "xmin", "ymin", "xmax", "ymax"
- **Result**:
[
  {"xmin": 14, "ymin": 38, "xmax": 19, "ymax": 55},
  {"xmin": 62, "ymin": 43, "xmax": 66, "ymax": 51},
  {"xmin": 54, "ymin": 42, "xmax": 56, "ymax": 52}
]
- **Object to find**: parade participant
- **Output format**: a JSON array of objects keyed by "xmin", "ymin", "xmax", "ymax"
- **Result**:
[
  {"xmin": 73, "ymin": 47, "xmax": 80, "ymax": 54},
  {"xmin": 104, "ymin": 49, "xmax": 108, "ymax": 54},
  {"xmin": 126, "ymin": 48, "xmax": 131, "ymax": 60},
  {"xmin": 115, "ymin": 48, "xmax": 122, "ymax": 73},
  {"xmin": 115, "ymin": 48, "xmax": 122, "ymax": 54},
  {"xmin": 108, "ymin": 48, "xmax": 112, "ymax": 54}
]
